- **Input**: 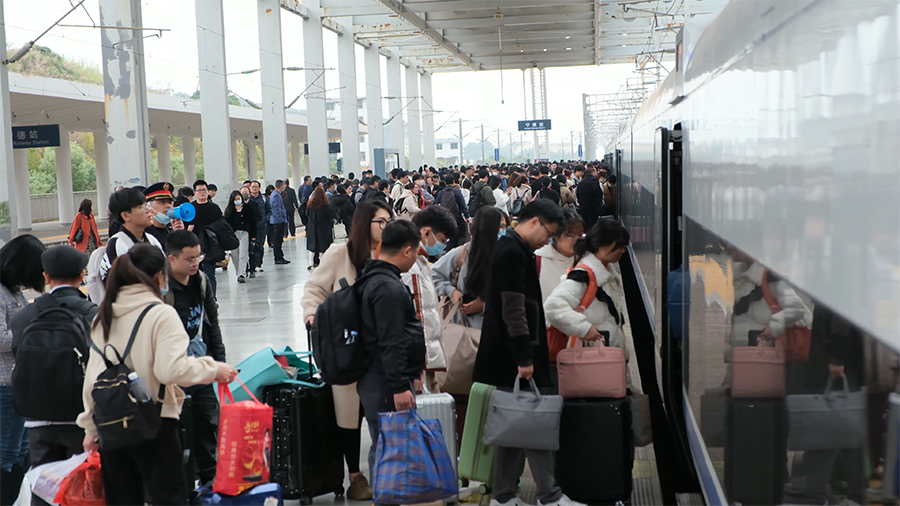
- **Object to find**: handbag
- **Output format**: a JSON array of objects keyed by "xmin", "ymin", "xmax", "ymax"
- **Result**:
[
  {"xmin": 434, "ymin": 300, "xmax": 481, "ymax": 395},
  {"xmin": 333, "ymin": 221, "xmax": 348, "ymax": 243},
  {"xmin": 214, "ymin": 379, "xmax": 273, "ymax": 496},
  {"xmin": 557, "ymin": 339, "xmax": 626, "ymax": 399},
  {"xmin": 762, "ymin": 270, "xmax": 811, "ymax": 362},
  {"xmin": 229, "ymin": 347, "xmax": 320, "ymax": 402},
  {"xmin": 786, "ymin": 375, "xmax": 867, "ymax": 451},
  {"xmin": 484, "ymin": 376, "xmax": 564, "ymax": 451},
  {"xmin": 731, "ymin": 341, "xmax": 785, "ymax": 398},
  {"xmin": 74, "ymin": 228, "xmax": 84, "ymax": 243},
  {"xmin": 547, "ymin": 263, "xmax": 598, "ymax": 363},
  {"xmin": 372, "ymin": 410, "xmax": 457, "ymax": 504}
]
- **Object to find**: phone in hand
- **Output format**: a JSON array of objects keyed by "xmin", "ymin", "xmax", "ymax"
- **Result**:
[
  {"xmin": 462, "ymin": 290, "xmax": 478, "ymax": 304},
  {"xmin": 599, "ymin": 330, "xmax": 610, "ymax": 346},
  {"xmin": 748, "ymin": 330, "xmax": 763, "ymax": 347}
]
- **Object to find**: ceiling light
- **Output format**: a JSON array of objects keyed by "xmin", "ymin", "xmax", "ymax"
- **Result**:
[
  {"xmin": 543, "ymin": 48, "xmax": 547, "ymax": 51},
  {"xmin": 514, "ymin": 43, "xmax": 522, "ymax": 49},
  {"xmin": 621, "ymin": 33, "xmax": 627, "ymax": 36},
  {"xmin": 566, "ymin": 47, "xmax": 572, "ymax": 50},
  {"xmin": 565, "ymin": 36, "xmax": 570, "ymax": 39},
  {"xmin": 621, "ymin": 44, "xmax": 627, "ymax": 47},
  {"xmin": 494, "ymin": 11, "xmax": 503, "ymax": 19}
]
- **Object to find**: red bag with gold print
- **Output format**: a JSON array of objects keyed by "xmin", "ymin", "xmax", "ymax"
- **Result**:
[{"xmin": 213, "ymin": 378, "xmax": 273, "ymax": 496}]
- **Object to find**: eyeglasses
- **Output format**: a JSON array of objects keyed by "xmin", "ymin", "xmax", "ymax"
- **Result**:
[
  {"xmin": 195, "ymin": 188, "xmax": 209, "ymax": 193},
  {"xmin": 137, "ymin": 203, "xmax": 153, "ymax": 213},
  {"xmin": 371, "ymin": 218, "xmax": 393, "ymax": 229},
  {"xmin": 539, "ymin": 221, "xmax": 558, "ymax": 236},
  {"xmin": 184, "ymin": 254, "xmax": 205, "ymax": 266}
]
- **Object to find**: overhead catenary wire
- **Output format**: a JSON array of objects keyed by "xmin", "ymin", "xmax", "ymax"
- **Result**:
[{"xmin": 2, "ymin": 0, "xmax": 88, "ymax": 65}]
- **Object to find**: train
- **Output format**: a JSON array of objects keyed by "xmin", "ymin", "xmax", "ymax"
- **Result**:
[{"xmin": 607, "ymin": 1, "xmax": 900, "ymax": 504}]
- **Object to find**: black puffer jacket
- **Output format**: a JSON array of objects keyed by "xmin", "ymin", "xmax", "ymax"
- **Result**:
[{"xmin": 331, "ymin": 193, "xmax": 355, "ymax": 230}]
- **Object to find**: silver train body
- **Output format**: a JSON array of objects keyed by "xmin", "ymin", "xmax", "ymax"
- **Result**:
[{"xmin": 609, "ymin": 1, "xmax": 900, "ymax": 504}]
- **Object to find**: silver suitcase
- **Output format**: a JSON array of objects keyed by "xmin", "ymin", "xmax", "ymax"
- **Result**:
[{"xmin": 416, "ymin": 390, "xmax": 458, "ymax": 472}]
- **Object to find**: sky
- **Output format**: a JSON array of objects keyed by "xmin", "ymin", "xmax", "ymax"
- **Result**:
[{"xmin": 4, "ymin": 0, "xmax": 640, "ymax": 154}]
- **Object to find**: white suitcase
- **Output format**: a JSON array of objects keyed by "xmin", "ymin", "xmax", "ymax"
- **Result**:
[{"xmin": 416, "ymin": 390, "xmax": 458, "ymax": 473}]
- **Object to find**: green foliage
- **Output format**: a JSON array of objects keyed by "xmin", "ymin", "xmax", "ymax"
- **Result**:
[
  {"xmin": 28, "ymin": 141, "xmax": 97, "ymax": 194},
  {"xmin": 8, "ymin": 44, "xmax": 102, "ymax": 84}
]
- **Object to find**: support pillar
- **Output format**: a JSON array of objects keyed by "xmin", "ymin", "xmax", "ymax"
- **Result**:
[
  {"xmin": 258, "ymin": 0, "xmax": 288, "ymax": 181},
  {"xmin": 56, "ymin": 127, "xmax": 74, "ymax": 226},
  {"xmin": 291, "ymin": 141, "xmax": 301, "ymax": 178},
  {"xmin": 93, "ymin": 131, "xmax": 111, "ymax": 222},
  {"xmin": 183, "ymin": 136, "xmax": 196, "ymax": 185},
  {"xmin": 386, "ymin": 56, "xmax": 404, "ymax": 164},
  {"xmin": 196, "ymin": 0, "xmax": 234, "ymax": 190},
  {"xmin": 232, "ymin": 138, "xmax": 240, "ymax": 184},
  {"xmin": 420, "ymin": 71, "xmax": 435, "ymax": 167},
  {"xmin": 405, "ymin": 62, "xmax": 421, "ymax": 171},
  {"xmin": 303, "ymin": 3, "xmax": 329, "ymax": 178},
  {"xmin": 157, "ymin": 135, "xmax": 171, "ymax": 182},
  {"xmin": 100, "ymin": 0, "xmax": 152, "ymax": 187},
  {"xmin": 13, "ymin": 149, "xmax": 31, "ymax": 231},
  {"xmin": 338, "ymin": 23, "xmax": 360, "ymax": 177},
  {"xmin": 0, "ymin": 0, "xmax": 17, "ymax": 241},
  {"xmin": 247, "ymin": 141, "xmax": 258, "ymax": 181},
  {"xmin": 364, "ymin": 44, "xmax": 384, "ymax": 169}
]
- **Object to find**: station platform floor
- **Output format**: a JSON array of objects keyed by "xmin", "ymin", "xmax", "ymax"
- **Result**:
[{"xmin": 212, "ymin": 236, "xmax": 664, "ymax": 506}]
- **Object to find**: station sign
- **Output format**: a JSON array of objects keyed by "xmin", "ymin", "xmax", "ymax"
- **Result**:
[
  {"xmin": 494, "ymin": 148, "xmax": 499, "ymax": 161},
  {"xmin": 578, "ymin": 144, "xmax": 583, "ymax": 157},
  {"xmin": 518, "ymin": 120, "xmax": 551, "ymax": 131},
  {"xmin": 12, "ymin": 125, "xmax": 61, "ymax": 149}
]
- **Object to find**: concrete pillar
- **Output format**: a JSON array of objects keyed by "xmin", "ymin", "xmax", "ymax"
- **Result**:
[
  {"xmin": 338, "ymin": 23, "xmax": 361, "ymax": 177},
  {"xmin": 13, "ymin": 149, "xmax": 31, "ymax": 231},
  {"xmin": 56, "ymin": 127, "xmax": 74, "ymax": 226},
  {"xmin": 386, "ymin": 56, "xmax": 404, "ymax": 161},
  {"xmin": 232, "ymin": 138, "xmax": 240, "ymax": 184},
  {"xmin": 157, "ymin": 135, "xmax": 171, "ymax": 182},
  {"xmin": 100, "ymin": 0, "xmax": 152, "ymax": 187},
  {"xmin": 290, "ymin": 141, "xmax": 301, "ymax": 178},
  {"xmin": 93, "ymin": 131, "xmax": 111, "ymax": 222},
  {"xmin": 0, "ymin": 0, "xmax": 17, "ymax": 241},
  {"xmin": 258, "ymin": 0, "xmax": 289, "ymax": 181},
  {"xmin": 421, "ymin": 71, "xmax": 435, "ymax": 167},
  {"xmin": 364, "ymin": 44, "xmax": 384, "ymax": 169},
  {"xmin": 247, "ymin": 141, "xmax": 258, "ymax": 181},
  {"xmin": 196, "ymin": 0, "xmax": 234, "ymax": 190},
  {"xmin": 183, "ymin": 136, "xmax": 196, "ymax": 185},
  {"xmin": 303, "ymin": 3, "xmax": 329, "ymax": 178},
  {"xmin": 405, "ymin": 62, "xmax": 422, "ymax": 171}
]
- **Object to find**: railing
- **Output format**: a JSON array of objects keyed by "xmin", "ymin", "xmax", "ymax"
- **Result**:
[{"xmin": 30, "ymin": 191, "xmax": 99, "ymax": 223}]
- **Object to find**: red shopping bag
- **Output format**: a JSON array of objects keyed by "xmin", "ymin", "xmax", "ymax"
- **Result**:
[
  {"xmin": 53, "ymin": 452, "xmax": 105, "ymax": 506},
  {"xmin": 213, "ymin": 378, "xmax": 274, "ymax": 496}
]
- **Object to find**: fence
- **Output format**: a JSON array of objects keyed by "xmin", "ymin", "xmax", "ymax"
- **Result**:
[{"xmin": 30, "ymin": 191, "xmax": 99, "ymax": 223}]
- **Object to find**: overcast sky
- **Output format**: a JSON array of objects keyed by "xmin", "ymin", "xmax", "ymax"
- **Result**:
[{"xmin": 5, "ymin": 1, "xmax": 639, "ymax": 150}]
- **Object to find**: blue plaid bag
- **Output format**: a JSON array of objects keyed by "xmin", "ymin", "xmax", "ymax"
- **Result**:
[{"xmin": 373, "ymin": 409, "xmax": 457, "ymax": 504}]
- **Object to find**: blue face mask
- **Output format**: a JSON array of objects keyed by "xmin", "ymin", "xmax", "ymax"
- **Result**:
[
  {"xmin": 423, "ymin": 238, "xmax": 446, "ymax": 257},
  {"xmin": 160, "ymin": 284, "xmax": 169, "ymax": 297},
  {"xmin": 234, "ymin": 199, "xmax": 243, "ymax": 206},
  {"xmin": 497, "ymin": 229, "xmax": 507, "ymax": 240},
  {"xmin": 155, "ymin": 211, "xmax": 171, "ymax": 226}
]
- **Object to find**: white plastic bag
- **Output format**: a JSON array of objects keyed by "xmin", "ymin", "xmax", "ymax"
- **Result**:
[
  {"xmin": 25, "ymin": 452, "xmax": 89, "ymax": 505},
  {"xmin": 12, "ymin": 476, "xmax": 31, "ymax": 506}
]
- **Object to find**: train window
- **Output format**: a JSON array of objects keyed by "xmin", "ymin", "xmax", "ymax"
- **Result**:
[{"xmin": 680, "ymin": 217, "xmax": 900, "ymax": 505}]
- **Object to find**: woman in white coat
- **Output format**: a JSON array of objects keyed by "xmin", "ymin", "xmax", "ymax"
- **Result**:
[
  {"xmin": 536, "ymin": 209, "xmax": 584, "ymax": 305},
  {"xmin": 544, "ymin": 218, "xmax": 634, "ymax": 387},
  {"xmin": 394, "ymin": 182, "xmax": 421, "ymax": 220}
]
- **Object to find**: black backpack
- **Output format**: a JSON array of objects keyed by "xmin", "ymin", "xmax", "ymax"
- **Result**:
[
  {"xmin": 468, "ymin": 186, "xmax": 486, "ymax": 216},
  {"xmin": 90, "ymin": 304, "xmax": 164, "ymax": 451},
  {"xmin": 310, "ymin": 275, "xmax": 375, "ymax": 385},
  {"xmin": 510, "ymin": 187, "xmax": 526, "ymax": 216},
  {"xmin": 12, "ymin": 295, "xmax": 93, "ymax": 421},
  {"xmin": 438, "ymin": 187, "xmax": 461, "ymax": 218},
  {"xmin": 393, "ymin": 196, "xmax": 409, "ymax": 216}
]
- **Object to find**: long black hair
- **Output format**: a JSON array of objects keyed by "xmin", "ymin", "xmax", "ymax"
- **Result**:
[
  {"xmin": 0, "ymin": 234, "xmax": 46, "ymax": 293},
  {"xmin": 223, "ymin": 190, "xmax": 243, "ymax": 217},
  {"xmin": 465, "ymin": 206, "xmax": 509, "ymax": 298},
  {"xmin": 92, "ymin": 244, "xmax": 167, "ymax": 342},
  {"xmin": 347, "ymin": 200, "xmax": 393, "ymax": 274},
  {"xmin": 573, "ymin": 218, "xmax": 630, "ymax": 264},
  {"xmin": 78, "ymin": 199, "xmax": 93, "ymax": 217}
]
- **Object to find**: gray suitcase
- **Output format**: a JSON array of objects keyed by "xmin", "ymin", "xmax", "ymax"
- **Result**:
[{"xmin": 416, "ymin": 390, "xmax": 458, "ymax": 472}]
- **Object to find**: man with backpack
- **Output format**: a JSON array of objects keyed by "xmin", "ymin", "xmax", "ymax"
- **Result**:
[
  {"xmin": 576, "ymin": 166, "xmax": 605, "ymax": 232},
  {"xmin": 470, "ymin": 169, "xmax": 497, "ymax": 216},
  {"xmin": 165, "ymin": 231, "xmax": 226, "ymax": 488},
  {"xmin": 390, "ymin": 170, "xmax": 410, "ymax": 202},
  {"xmin": 10, "ymin": 246, "xmax": 97, "ymax": 478},
  {"xmin": 437, "ymin": 174, "xmax": 471, "ymax": 250}
]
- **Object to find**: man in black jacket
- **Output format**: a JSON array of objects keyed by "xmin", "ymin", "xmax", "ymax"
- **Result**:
[
  {"xmin": 283, "ymin": 178, "xmax": 299, "ymax": 238},
  {"xmin": 576, "ymin": 166, "xmax": 604, "ymax": 232},
  {"xmin": 10, "ymin": 246, "xmax": 97, "ymax": 501},
  {"xmin": 472, "ymin": 199, "xmax": 582, "ymax": 506},
  {"xmin": 189, "ymin": 180, "xmax": 224, "ymax": 295},
  {"xmin": 356, "ymin": 220, "xmax": 426, "ymax": 487},
  {"xmin": 165, "ymin": 231, "xmax": 227, "ymax": 487}
]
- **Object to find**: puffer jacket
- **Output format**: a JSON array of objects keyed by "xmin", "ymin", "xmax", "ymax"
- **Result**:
[
  {"xmin": 535, "ymin": 243, "xmax": 576, "ymax": 305},
  {"xmin": 544, "ymin": 253, "xmax": 633, "ymax": 387},
  {"xmin": 77, "ymin": 285, "xmax": 217, "ymax": 435},
  {"xmin": 395, "ymin": 189, "xmax": 420, "ymax": 219},
  {"xmin": 402, "ymin": 252, "xmax": 446, "ymax": 370}
]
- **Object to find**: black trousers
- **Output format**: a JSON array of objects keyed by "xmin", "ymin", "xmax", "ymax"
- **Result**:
[
  {"xmin": 182, "ymin": 384, "xmax": 219, "ymax": 484},
  {"xmin": 28, "ymin": 426, "xmax": 84, "ymax": 506},
  {"xmin": 287, "ymin": 209, "xmax": 296, "ymax": 237},
  {"xmin": 580, "ymin": 210, "xmax": 598, "ymax": 233},
  {"xmin": 272, "ymin": 223, "xmax": 286, "ymax": 261},
  {"xmin": 100, "ymin": 418, "xmax": 186, "ymax": 506}
]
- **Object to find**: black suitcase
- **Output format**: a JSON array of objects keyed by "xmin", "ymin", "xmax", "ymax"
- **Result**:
[
  {"xmin": 725, "ymin": 397, "xmax": 787, "ymax": 505},
  {"xmin": 556, "ymin": 398, "xmax": 634, "ymax": 504},
  {"xmin": 264, "ymin": 380, "xmax": 344, "ymax": 503}
]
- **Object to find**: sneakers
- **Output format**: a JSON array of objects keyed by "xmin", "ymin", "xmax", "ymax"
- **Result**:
[
  {"xmin": 490, "ymin": 498, "xmax": 521, "ymax": 506},
  {"xmin": 275, "ymin": 259, "xmax": 291, "ymax": 265},
  {"xmin": 248, "ymin": 271, "xmax": 256, "ymax": 279},
  {"xmin": 541, "ymin": 495, "xmax": 588, "ymax": 506},
  {"xmin": 237, "ymin": 275, "xmax": 246, "ymax": 283},
  {"xmin": 347, "ymin": 473, "xmax": 373, "ymax": 501}
]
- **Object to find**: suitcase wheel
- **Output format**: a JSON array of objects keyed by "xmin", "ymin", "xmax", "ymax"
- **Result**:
[{"xmin": 334, "ymin": 486, "xmax": 344, "ymax": 497}]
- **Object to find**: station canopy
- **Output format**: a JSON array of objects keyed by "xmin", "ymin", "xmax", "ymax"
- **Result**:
[{"xmin": 318, "ymin": 0, "xmax": 718, "ymax": 71}]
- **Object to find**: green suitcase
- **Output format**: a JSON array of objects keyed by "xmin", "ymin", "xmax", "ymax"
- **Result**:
[{"xmin": 458, "ymin": 382, "xmax": 496, "ymax": 485}]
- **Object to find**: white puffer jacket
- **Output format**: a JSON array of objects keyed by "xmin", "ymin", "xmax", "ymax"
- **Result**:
[
  {"xmin": 536, "ymin": 243, "xmax": 576, "ymax": 305},
  {"xmin": 729, "ymin": 261, "xmax": 812, "ymax": 349},
  {"xmin": 402, "ymin": 253, "xmax": 446, "ymax": 370},
  {"xmin": 544, "ymin": 253, "xmax": 633, "ymax": 386}
]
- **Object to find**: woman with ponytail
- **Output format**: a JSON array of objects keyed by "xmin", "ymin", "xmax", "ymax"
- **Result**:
[
  {"xmin": 77, "ymin": 243, "xmax": 237, "ymax": 505},
  {"xmin": 544, "ymin": 218, "xmax": 633, "ymax": 387}
]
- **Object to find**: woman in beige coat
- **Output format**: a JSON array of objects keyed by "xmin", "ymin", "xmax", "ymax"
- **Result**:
[
  {"xmin": 300, "ymin": 199, "xmax": 393, "ymax": 501},
  {"xmin": 77, "ymin": 244, "xmax": 236, "ymax": 505}
]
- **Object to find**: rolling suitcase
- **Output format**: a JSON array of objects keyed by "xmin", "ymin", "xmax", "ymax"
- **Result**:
[
  {"xmin": 458, "ymin": 382, "xmax": 496, "ymax": 486},
  {"xmin": 416, "ymin": 389, "xmax": 458, "ymax": 473},
  {"xmin": 556, "ymin": 398, "xmax": 633, "ymax": 504},
  {"xmin": 725, "ymin": 397, "xmax": 787, "ymax": 505}
]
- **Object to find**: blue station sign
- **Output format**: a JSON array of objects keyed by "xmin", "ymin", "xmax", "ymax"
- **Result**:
[{"xmin": 12, "ymin": 125, "xmax": 61, "ymax": 149}]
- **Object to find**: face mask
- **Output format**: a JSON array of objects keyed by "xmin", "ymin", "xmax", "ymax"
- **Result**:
[
  {"xmin": 155, "ymin": 211, "xmax": 171, "ymax": 226},
  {"xmin": 160, "ymin": 284, "xmax": 169, "ymax": 297},
  {"xmin": 423, "ymin": 237, "xmax": 446, "ymax": 256},
  {"xmin": 234, "ymin": 199, "xmax": 243, "ymax": 206},
  {"xmin": 497, "ymin": 229, "xmax": 507, "ymax": 239}
]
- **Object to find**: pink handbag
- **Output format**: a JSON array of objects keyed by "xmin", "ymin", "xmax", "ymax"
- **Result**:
[
  {"xmin": 731, "ymin": 342, "xmax": 785, "ymax": 398},
  {"xmin": 557, "ymin": 340, "xmax": 627, "ymax": 399}
]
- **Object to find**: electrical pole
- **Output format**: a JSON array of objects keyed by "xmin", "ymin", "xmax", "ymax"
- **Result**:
[
  {"xmin": 570, "ymin": 131, "xmax": 575, "ymax": 161},
  {"xmin": 496, "ymin": 129, "xmax": 500, "ymax": 163},
  {"xmin": 480, "ymin": 124, "xmax": 485, "ymax": 164},
  {"xmin": 458, "ymin": 118, "xmax": 463, "ymax": 166},
  {"xmin": 509, "ymin": 132, "xmax": 513, "ymax": 160}
]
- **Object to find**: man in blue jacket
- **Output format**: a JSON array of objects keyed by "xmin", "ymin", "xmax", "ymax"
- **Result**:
[{"xmin": 270, "ymin": 180, "xmax": 290, "ymax": 265}]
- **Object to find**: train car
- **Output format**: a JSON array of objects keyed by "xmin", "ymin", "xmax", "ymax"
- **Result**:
[{"xmin": 610, "ymin": 1, "xmax": 900, "ymax": 504}]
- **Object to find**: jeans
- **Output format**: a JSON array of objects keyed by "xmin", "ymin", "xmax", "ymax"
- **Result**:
[
  {"xmin": 271, "ymin": 223, "xmax": 286, "ymax": 262},
  {"xmin": 0, "ymin": 385, "xmax": 28, "ymax": 472},
  {"xmin": 200, "ymin": 261, "xmax": 217, "ymax": 297},
  {"xmin": 232, "ymin": 231, "xmax": 250, "ymax": 278}
]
